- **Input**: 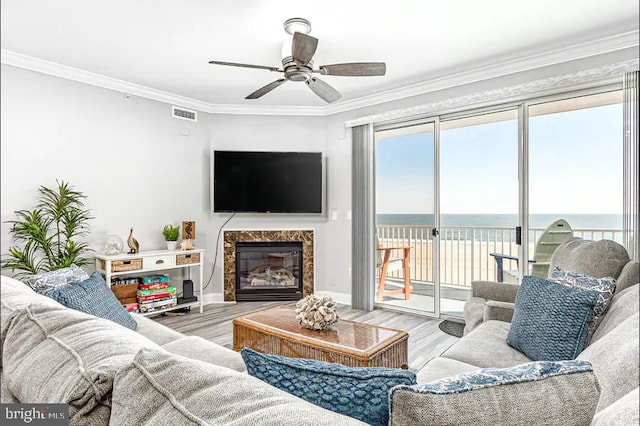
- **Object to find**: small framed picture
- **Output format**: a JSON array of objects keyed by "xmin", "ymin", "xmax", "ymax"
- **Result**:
[{"xmin": 182, "ymin": 221, "xmax": 196, "ymax": 239}]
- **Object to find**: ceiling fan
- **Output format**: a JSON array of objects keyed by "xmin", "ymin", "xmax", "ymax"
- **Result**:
[{"xmin": 208, "ymin": 18, "xmax": 386, "ymax": 103}]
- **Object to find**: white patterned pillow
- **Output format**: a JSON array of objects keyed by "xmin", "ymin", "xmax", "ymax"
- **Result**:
[
  {"xmin": 22, "ymin": 265, "xmax": 89, "ymax": 294},
  {"xmin": 550, "ymin": 266, "xmax": 617, "ymax": 342}
]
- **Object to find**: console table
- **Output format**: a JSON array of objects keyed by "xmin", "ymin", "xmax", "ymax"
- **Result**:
[{"xmin": 95, "ymin": 248, "xmax": 205, "ymax": 315}]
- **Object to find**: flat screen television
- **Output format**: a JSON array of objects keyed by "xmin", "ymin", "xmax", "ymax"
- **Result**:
[{"xmin": 213, "ymin": 151, "xmax": 324, "ymax": 214}]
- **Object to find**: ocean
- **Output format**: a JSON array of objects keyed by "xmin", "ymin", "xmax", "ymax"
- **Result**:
[
  {"xmin": 376, "ymin": 213, "xmax": 623, "ymax": 242},
  {"xmin": 376, "ymin": 213, "xmax": 623, "ymax": 229}
]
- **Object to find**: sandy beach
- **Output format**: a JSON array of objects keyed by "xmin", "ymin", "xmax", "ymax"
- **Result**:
[{"xmin": 380, "ymin": 239, "xmax": 530, "ymax": 286}]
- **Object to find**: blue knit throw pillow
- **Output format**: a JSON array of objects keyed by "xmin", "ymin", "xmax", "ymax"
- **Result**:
[
  {"xmin": 46, "ymin": 271, "xmax": 137, "ymax": 330},
  {"xmin": 507, "ymin": 276, "xmax": 598, "ymax": 361},
  {"xmin": 241, "ymin": 347, "xmax": 416, "ymax": 426}
]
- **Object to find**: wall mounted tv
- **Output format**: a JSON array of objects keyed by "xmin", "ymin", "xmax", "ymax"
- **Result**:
[{"xmin": 213, "ymin": 151, "xmax": 325, "ymax": 214}]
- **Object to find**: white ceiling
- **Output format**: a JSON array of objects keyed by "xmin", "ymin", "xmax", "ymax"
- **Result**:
[{"xmin": 1, "ymin": 0, "xmax": 638, "ymax": 108}]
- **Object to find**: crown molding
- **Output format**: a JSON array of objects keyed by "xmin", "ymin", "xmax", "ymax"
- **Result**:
[
  {"xmin": 326, "ymin": 30, "xmax": 640, "ymax": 115},
  {"xmin": 345, "ymin": 58, "xmax": 639, "ymax": 127},
  {"xmin": 205, "ymin": 103, "xmax": 324, "ymax": 116},
  {"xmin": 0, "ymin": 49, "xmax": 216, "ymax": 113},
  {"xmin": 2, "ymin": 29, "xmax": 638, "ymax": 117},
  {"xmin": 0, "ymin": 49, "xmax": 325, "ymax": 116}
]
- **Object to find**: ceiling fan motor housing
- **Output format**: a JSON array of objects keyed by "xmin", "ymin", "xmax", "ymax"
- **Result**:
[{"xmin": 283, "ymin": 60, "xmax": 312, "ymax": 82}]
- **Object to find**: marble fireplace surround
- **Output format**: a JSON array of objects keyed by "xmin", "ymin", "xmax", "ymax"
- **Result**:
[{"xmin": 223, "ymin": 229, "xmax": 314, "ymax": 302}]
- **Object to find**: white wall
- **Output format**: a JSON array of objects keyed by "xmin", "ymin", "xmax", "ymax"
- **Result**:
[
  {"xmin": 0, "ymin": 65, "xmax": 328, "ymax": 298},
  {"xmin": 0, "ymin": 65, "xmax": 212, "ymax": 294}
]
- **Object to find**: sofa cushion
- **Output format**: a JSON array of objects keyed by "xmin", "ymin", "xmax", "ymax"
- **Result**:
[
  {"xmin": 550, "ymin": 238, "xmax": 630, "ymax": 280},
  {"xmin": 109, "ymin": 347, "xmax": 366, "ymax": 426},
  {"xmin": 462, "ymin": 297, "xmax": 485, "ymax": 335},
  {"xmin": 390, "ymin": 360, "xmax": 600, "ymax": 426},
  {"xmin": 590, "ymin": 284, "xmax": 639, "ymax": 344},
  {"xmin": 0, "ymin": 275, "xmax": 63, "ymax": 311},
  {"xmin": 0, "ymin": 275, "xmax": 64, "ymax": 368},
  {"xmin": 442, "ymin": 321, "xmax": 532, "ymax": 368},
  {"xmin": 2, "ymin": 304, "xmax": 162, "ymax": 424},
  {"xmin": 578, "ymin": 312, "xmax": 639, "ymax": 412},
  {"xmin": 416, "ymin": 357, "xmax": 480, "ymax": 383},
  {"xmin": 549, "ymin": 266, "xmax": 616, "ymax": 342},
  {"xmin": 615, "ymin": 260, "xmax": 639, "ymax": 293},
  {"xmin": 0, "ymin": 373, "xmax": 19, "ymax": 403},
  {"xmin": 46, "ymin": 271, "xmax": 137, "ymax": 330},
  {"xmin": 162, "ymin": 335, "xmax": 246, "ymax": 373},
  {"xmin": 507, "ymin": 276, "xmax": 598, "ymax": 361},
  {"xmin": 132, "ymin": 314, "xmax": 184, "ymax": 345},
  {"xmin": 22, "ymin": 265, "xmax": 89, "ymax": 294},
  {"xmin": 590, "ymin": 387, "xmax": 639, "ymax": 426},
  {"xmin": 241, "ymin": 347, "xmax": 415, "ymax": 426}
]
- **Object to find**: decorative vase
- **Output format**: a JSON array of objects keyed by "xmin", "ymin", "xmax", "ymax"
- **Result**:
[
  {"xmin": 103, "ymin": 235, "xmax": 124, "ymax": 255},
  {"xmin": 166, "ymin": 241, "xmax": 179, "ymax": 251},
  {"xmin": 295, "ymin": 294, "xmax": 339, "ymax": 330}
]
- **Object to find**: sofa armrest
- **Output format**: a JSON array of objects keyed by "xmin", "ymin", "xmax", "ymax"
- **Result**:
[
  {"xmin": 471, "ymin": 280, "xmax": 520, "ymax": 303},
  {"xmin": 483, "ymin": 300, "xmax": 515, "ymax": 323}
]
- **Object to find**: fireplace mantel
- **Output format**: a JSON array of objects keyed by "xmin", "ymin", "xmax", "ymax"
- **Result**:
[{"xmin": 223, "ymin": 229, "xmax": 314, "ymax": 302}]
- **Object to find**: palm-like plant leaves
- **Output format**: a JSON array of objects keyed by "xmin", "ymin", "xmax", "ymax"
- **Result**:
[{"xmin": 1, "ymin": 180, "xmax": 93, "ymax": 276}]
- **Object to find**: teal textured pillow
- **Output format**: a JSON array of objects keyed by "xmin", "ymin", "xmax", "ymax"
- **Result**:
[
  {"xmin": 46, "ymin": 271, "xmax": 137, "ymax": 330},
  {"xmin": 241, "ymin": 347, "xmax": 416, "ymax": 426},
  {"xmin": 507, "ymin": 276, "xmax": 598, "ymax": 361}
]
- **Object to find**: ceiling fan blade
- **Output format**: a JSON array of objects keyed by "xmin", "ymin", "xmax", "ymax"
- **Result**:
[
  {"xmin": 209, "ymin": 60, "xmax": 280, "ymax": 72},
  {"xmin": 245, "ymin": 79, "xmax": 287, "ymax": 99},
  {"xmin": 291, "ymin": 32, "xmax": 318, "ymax": 65},
  {"xmin": 319, "ymin": 62, "xmax": 386, "ymax": 76},
  {"xmin": 305, "ymin": 77, "xmax": 342, "ymax": 103}
]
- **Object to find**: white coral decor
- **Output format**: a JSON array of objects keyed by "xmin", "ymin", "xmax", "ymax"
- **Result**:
[{"xmin": 295, "ymin": 294, "xmax": 340, "ymax": 330}]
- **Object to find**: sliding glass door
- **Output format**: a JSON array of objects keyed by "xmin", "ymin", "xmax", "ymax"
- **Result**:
[
  {"xmin": 528, "ymin": 90, "xmax": 624, "ymax": 275},
  {"xmin": 374, "ymin": 122, "xmax": 438, "ymax": 316},
  {"xmin": 368, "ymin": 85, "xmax": 630, "ymax": 319},
  {"xmin": 439, "ymin": 108, "xmax": 520, "ymax": 316}
]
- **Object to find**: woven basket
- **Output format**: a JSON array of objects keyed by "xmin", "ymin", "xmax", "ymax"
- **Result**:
[
  {"xmin": 110, "ymin": 259, "xmax": 143, "ymax": 272},
  {"xmin": 111, "ymin": 283, "xmax": 138, "ymax": 303}
]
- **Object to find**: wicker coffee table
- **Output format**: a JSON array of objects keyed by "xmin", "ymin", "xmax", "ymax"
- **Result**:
[{"xmin": 232, "ymin": 306, "xmax": 409, "ymax": 369}]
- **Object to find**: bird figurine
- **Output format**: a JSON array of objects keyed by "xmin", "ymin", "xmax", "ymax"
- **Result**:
[{"xmin": 127, "ymin": 227, "xmax": 139, "ymax": 254}]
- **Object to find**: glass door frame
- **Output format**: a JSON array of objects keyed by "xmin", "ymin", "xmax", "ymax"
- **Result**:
[
  {"xmin": 372, "ymin": 117, "xmax": 441, "ymax": 319},
  {"xmin": 438, "ymin": 103, "xmax": 528, "ymax": 292},
  {"xmin": 373, "ymin": 103, "xmax": 527, "ymax": 320},
  {"xmin": 370, "ymin": 83, "xmax": 626, "ymax": 319}
]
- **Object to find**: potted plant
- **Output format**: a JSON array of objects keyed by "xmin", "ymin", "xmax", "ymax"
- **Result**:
[
  {"xmin": 1, "ymin": 180, "xmax": 93, "ymax": 278},
  {"xmin": 162, "ymin": 224, "xmax": 180, "ymax": 250}
]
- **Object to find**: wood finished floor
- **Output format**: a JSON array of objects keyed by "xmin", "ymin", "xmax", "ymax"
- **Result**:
[{"xmin": 152, "ymin": 301, "xmax": 459, "ymax": 371}]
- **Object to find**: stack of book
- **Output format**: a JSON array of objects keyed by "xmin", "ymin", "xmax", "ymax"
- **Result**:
[{"xmin": 137, "ymin": 275, "xmax": 177, "ymax": 313}]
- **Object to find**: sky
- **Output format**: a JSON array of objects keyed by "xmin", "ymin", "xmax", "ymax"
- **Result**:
[{"xmin": 375, "ymin": 102, "xmax": 623, "ymax": 216}]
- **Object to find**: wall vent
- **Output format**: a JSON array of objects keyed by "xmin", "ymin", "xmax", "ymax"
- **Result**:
[{"xmin": 172, "ymin": 106, "xmax": 197, "ymax": 122}]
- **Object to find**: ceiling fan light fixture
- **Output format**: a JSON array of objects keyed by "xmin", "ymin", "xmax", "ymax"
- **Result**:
[{"xmin": 283, "ymin": 18, "xmax": 311, "ymax": 35}]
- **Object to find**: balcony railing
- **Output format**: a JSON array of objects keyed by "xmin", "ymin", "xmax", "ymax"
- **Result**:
[{"xmin": 376, "ymin": 225, "xmax": 623, "ymax": 288}]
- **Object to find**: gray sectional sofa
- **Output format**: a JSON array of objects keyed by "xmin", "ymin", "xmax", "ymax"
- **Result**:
[
  {"xmin": 0, "ymin": 276, "xmax": 365, "ymax": 425},
  {"xmin": 1, "ymin": 237, "xmax": 638, "ymax": 425},
  {"xmin": 453, "ymin": 238, "xmax": 640, "ymax": 425}
]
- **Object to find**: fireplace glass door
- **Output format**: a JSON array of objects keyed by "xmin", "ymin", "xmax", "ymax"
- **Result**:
[{"xmin": 235, "ymin": 241, "xmax": 303, "ymax": 301}]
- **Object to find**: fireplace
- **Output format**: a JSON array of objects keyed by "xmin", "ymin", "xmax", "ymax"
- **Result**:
[
  {"xmin": 235, "ymin": 241, "xmax": 304, "ymax": 301},
  {"xmin": 223, "ymin": 229, "xmax": 314, "ymax": 301}
]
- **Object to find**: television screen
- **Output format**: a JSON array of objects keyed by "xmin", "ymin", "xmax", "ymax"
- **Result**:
[{"xmin": 213, "ymin": 151, "xmax": 324, "ymax": 214}]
